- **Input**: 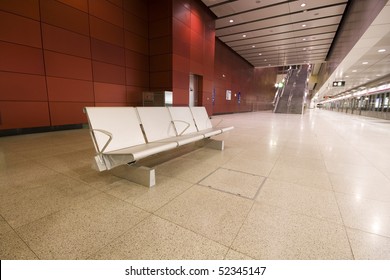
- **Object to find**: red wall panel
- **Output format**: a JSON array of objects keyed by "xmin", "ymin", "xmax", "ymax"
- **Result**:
[
  {"xmin": 94, "ymin": 82, "xmax": 126, "ymax": 103},
  {"xmin": 89, "ymin": 0, "xmax": 123, "ymax": 28},
  {"xmin": 0, "ymin": 0, "xmax": 40, "ymax": 20},
  {"xmin": 57, "ymin": 0, "xmax": 88, "ymax": 13},
  {"xmin": 93, "ymin": 61, "xmax": 126, "ymax": 84},
  {"xmin": 0, "ymin": 42, "xmax": 44, "ymax": 75},
  {"xmin": 49, "ymin": 102, "xmax": 92, "ymax": 126},
  {"xmin": 90, "ymin": 16, "xmax": 124, "ymax": 47},
  {"xmin": 125, "ymin": 31, "xmax": 149, "ymax": 55},
  {"xmin": 46, "ymin": 77, "xmax": 94, "ymax": 102},
  {"xmin": 124, "ymin": 11, "xmax": 148, "ymax": 36},
  {"xmin": 91, "ymin": 38, "xmax": 125, "ymax": 66},
  {"xmin": 172, "ymin": 70, "xmax": 189, "ymax": 90},
  {"xmin": 125, "ymin": 50, "xmax": 149, "ymax": 72},
  {"xmin": 124, "ymin": 0, "xmax": 148, "ymax": 20},
  {"xmin": 150, "ymin": 54, "xmax": 172, "ymax": 72},
  {"xmin": 40, "ymin": 0, "xmax": 89, "ymax": 36},
  {"xmin": 127, "ymin": 85, "xmax": 145, "ymax": 105},
  {"xmin": 42, "ymin": 24, "xmax": 91, "ymax": 58},
  {"xmin": 0, "ymin": 72, "xmax": 47, "ymax": 101},
  {"xmin": 149, "ymin": 37, "xmax": 172, "ymax": 56},
  {"xmin": 126, "ymin": 68, "xmax": 149, "ymax": 88},
  {"xmin": 0, "ymin": 101, "xmax": 50, "ymax": 129},
  {"xmin": 45, "ymin": 50, "xmax": 92, "ymax": 80},
  {"xmin": 0, "ymin": 11, "xmax": 42, "ymax": 48},
  {"xmin": 0, "ymin": 0, "xmax": 151, "ymax": 130}
]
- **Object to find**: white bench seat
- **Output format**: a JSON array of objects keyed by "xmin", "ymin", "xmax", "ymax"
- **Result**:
[
  {"xmin": 84, "ymin": 106, "xmax": 233, "ymax": 187},
  {"xmin": 190, "ymin": 106, "xmax": 234, "ymax": 136},
  {"xmin": 136, "ymin": 107, "xmax": 205, "ymax": 146}
]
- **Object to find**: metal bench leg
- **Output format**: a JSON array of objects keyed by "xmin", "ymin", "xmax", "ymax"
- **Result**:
[
  {"xmin": 111, "ymin": 164, "xmax": 156, "ymax": 187},
  {"xmin": 203, "ymin": 139, "xmax": 224, "ymax": 150}
]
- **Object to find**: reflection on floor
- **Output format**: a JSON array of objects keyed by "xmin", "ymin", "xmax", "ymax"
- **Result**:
[{"xmin": 1, "ymin": 109, "xmax": 390, "ymax": 260}]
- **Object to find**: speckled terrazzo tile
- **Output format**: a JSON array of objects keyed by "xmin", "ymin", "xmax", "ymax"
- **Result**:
[
  {"xmin": 231, "ymin": 203, "xmax": 353, "ymax": 260},
  {"xmin": 199, "ymin": 168, "xmax": 264, "ymax": 199},
  {"xmin": 0, "ymin": 161, "xmax": 60, "ymax": 191},
  {"xmin": 222, "ymin": 157, "xmax": 274, "ymax": 177},
  {"xmin": 236, "ymin": 148, "xmax": 281, "ymax": 164},
  {"xmin": 275, "ymin": 155, "xmax": 327, "ymax": 172},
  {"xmin": 268, "ymin": 164, "xmax": 332, "ymax": 190},
  {"xmin": 131, "ymin": 176, "xmax": 194, "ymax": 212},
  {"xmin": 224, "ymin": 249, "xmax": 253, "ymax": 260},
  {"xmin": 0, "ymin": 215, "xmax": 13, "ymax": 234},
  {"xmin": 16, "ymin": 193, "xmax": 149, "ymax": 259},
  {"xmin": 335, "ymin": 193, "xmax": 390, "ymax": 237},
  {"xmin": 329, "ymin": 173, "xmax": 390, "ymax": 202},
  {"xmin": 280, "ymin": 146, "xmax": 323, "ymax": 159},
  {"xmin": 0, "ymin": 175, "xmax": 99, "ymax": 228},
  {"xmin": 256, "ymin": 179, "xmax": 343, "ymax": 224},
  {"xmin": 105, "ymin": 175, "xmax": 194, "ymax": 213},
  {"xmin": 181, "ymin": 146, "xmax": 240, "ymax": 166},
  {"xmin": 78, "ymin": 171, "xmax": 123, "ymax": 191},
  {"xmin": 155, "ymin": 158, "xmax": 218, "ymax": 184},
  {"xmin": 156, "ymin": 185, "xmax": 253, "ymax": 246},
  {"xmin": 0, "ymin": 230, "xmax": 38, "ymax": 260},
  {"xmin": 325, "ymin": 162, "xmax": 386, "ymax": 180},
  {"xmin": 91, "ymin": 215, "xmax": 228, "ymax": 260},
  {"xmin": 35, "ymin": 150, "xmax": 97, "ymax": 178},
  {"xmin": 347, "ymin": 228, "xmax": 390, "ymax": 259}
]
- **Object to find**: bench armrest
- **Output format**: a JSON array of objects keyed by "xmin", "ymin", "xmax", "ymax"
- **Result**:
[
  {"xmin": 171, "ymin": 120, "xmax": 190, "ymax": 135},
  {"xmin": 90, "ymin": 128, "xmax": 113, "ymax": 154}
]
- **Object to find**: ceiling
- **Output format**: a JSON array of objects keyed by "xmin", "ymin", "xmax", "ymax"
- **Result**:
[
  {"xmin": 200, "ymin": 0, "xmax": 390, "ymax": 101},
  {"xmin": 201, "ymin": 0, "xmax": 348, "ymax": 68},
  {"xmin": 314, "ymin": 1, "xmax": 390, "ymax": 101}
]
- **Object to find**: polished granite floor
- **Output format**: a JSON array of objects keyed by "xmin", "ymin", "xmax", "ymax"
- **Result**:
[{"xmin": 1, "ymin": 109, "xmax": 390, "ymax": 260}]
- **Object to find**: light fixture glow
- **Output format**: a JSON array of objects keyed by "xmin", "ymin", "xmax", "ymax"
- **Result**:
[
  {"xmin": 229, "ymin": 19, "xmax": 234, "ymax": 23},
  {"xmin": 301, "ymin": 3, "xmax": 306, "ymax": 7},
  {"xmin": 378, "ymin": 49, "xmax": 386, "ymax": 53},
  {"xmin": 242, "ymin": 34, "xmax": 247, "ymax": 38},
  {"xmin": 362, "ymin": 62, "xmax": 368, "ymax": 65}
]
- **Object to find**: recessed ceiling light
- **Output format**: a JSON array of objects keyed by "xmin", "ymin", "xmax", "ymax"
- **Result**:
[
  {"xmin": 376, "ymin": 74, "xmax": 381, "ymax": 77},
  {"xmin": 362, "ymin": 62, "xmax": 368, "ymax": 64},
  {"xmin": 301, "ymin": 3, "xmax": 306, "ymax": 7},
  {"xmin": 352, "ymin": 70, "xmax": 357, "ymax": 72},
  {"xmin": 302, "ymin": 24, "xmax": 306, "ymax": 27},
  {"xmin": 264, "ymin": 59, "xmax": 267, "ymax": 61},
  {"xmin": 345, "ymin": 75, "xmax": 349, "ymax": 78},
  {"xmin": 258, "ymin": 53, "xmax": 262, "ymax": 55},
  {"xmin": 229, "ymin": 19, "xmax": 234, "ymax": 23},
  {"xmin": 242, "ymin": 34, "xmax": 247, "ymax": 38},
  {"xmin": 378, "ymin": 49, "xmax": 386, "ymax": 53},
  {"xmin": 303, "ymin": 48, "xmax": 307, "ymax": 50},
  {"xmin": 252, "ymin": 45, "xmax": 255, "ymax": 48}
]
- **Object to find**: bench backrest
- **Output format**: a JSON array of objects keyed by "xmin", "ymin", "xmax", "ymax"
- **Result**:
[
  {"xmin": 190, "ymin": 107, "xmax": 213, "ymax": 131},
  {"xmin": 84, "ymin": 107, "xmax": 145, "ymax": 153},
  {"xmin": 168, "ymin": 107, "xmax": 198, "ymax": 135},
  {"xmin": 136, "ymin": 107, "xmax": 177, "ymax": 142}
]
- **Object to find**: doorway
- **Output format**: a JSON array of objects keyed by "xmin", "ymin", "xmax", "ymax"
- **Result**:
[{"xmin": 189, "ymin": 74, "xmax": 203, "ymax": 106}]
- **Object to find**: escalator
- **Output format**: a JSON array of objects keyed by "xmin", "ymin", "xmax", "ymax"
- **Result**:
[{"xmin": 273, "ymin": 64, "xmax": 310, "ymax": 114}]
